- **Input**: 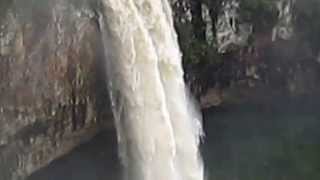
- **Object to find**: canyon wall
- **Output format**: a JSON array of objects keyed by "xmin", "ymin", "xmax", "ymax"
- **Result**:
[{"xmin": 0, "ymin": 1, "xmax": 111, "ymax": 179}]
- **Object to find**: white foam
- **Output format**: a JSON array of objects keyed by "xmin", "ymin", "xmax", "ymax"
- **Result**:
[{"xmin": 99, "ymin": 1, "xmax": 204, "ymax": 180}]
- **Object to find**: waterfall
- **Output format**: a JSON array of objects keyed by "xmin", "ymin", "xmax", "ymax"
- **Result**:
[{"xmin": 98, "ymin": 0, "xmax": 204, "ymax": 180}]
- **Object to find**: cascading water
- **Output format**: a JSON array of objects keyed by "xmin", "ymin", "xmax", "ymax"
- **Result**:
[{"xmin": 98, "ymin": 0, "xmax": 204, "ymax": 180}]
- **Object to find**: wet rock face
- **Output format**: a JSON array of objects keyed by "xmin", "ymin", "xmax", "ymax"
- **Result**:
[
  {"xmin": 172, "ymin": 0, "xmax": 320, "ymax": 107},
  {"xmin": 272, "ymin": 0, "xmax": 295, "ymax": 41},
  {"xmin": 0, "ymin": 1, "xmax": 111, "ymax": 179},
  {"xmin": 216, "ymin": 0, "xmax": 252, "ymax": 53}
]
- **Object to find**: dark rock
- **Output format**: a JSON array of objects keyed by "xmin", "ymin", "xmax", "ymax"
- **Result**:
[{"xmin": 172, "ymin": 0, "xmax": 320, "ymax": 108}]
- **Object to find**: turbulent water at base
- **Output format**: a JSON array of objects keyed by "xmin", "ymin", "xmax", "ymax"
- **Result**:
[{"xmin": 98, "ymin": 0, "xmax": 204, "ymax": 180}]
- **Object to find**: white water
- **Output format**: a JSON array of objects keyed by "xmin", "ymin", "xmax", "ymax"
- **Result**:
[{"xmin": 99, "ymin": 0, "xmax": 204, "ymax": 180}]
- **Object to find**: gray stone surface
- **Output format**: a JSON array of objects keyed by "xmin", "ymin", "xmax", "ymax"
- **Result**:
[{"xmin": 0, "ymin": 1, "xmax": 111, "ymax": 179}]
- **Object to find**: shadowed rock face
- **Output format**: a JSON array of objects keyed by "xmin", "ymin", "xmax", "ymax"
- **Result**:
[
  {"xmin": 0, "ymin": 1, "xmax": 111, "ymax": 179},
  {"xmin": 171, "ymin": 0, "xmax": 320, "ymax": 108}
]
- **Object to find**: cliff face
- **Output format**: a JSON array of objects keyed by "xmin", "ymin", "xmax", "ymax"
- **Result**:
[
  {"xmin": 0, "ymin": 1, "xmax": 111, "ymax": 179},
  {"xmin": 172, "ymin": 0, "xmax": 320, "ymax": 107}
]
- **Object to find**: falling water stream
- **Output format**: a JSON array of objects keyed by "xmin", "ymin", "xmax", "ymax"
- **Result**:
[{"xmin": 99, "ymin": 0, "xmax": 204, "ymax": 180}]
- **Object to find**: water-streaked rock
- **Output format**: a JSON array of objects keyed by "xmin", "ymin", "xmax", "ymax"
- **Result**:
[{"xmin": 0, "ymin": 1, "xmax": 111, "ymax": 179}]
